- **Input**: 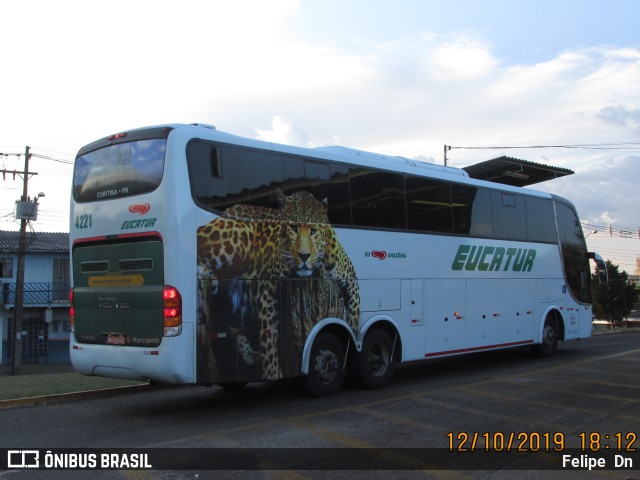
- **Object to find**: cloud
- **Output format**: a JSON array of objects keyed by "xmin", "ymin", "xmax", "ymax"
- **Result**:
[
  {"xmin": 255, "ymin": 116, "xmax": 310, "ymax": 147},
  {"xmin": 427, "ymin": 37, "xmax": 499, "ymax": 81},
  {"xmin": 540, "ymin": 154, "xmax": 639, "ymax": 229},
  {"xmin": 596, "ymin": 105, "xmax": 640, "ymax": 128}
]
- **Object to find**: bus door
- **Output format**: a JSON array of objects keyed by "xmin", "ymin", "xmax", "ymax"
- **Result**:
[{"xmin": 425, "ymin": 279, "xmax": 465, "ymax": 356}]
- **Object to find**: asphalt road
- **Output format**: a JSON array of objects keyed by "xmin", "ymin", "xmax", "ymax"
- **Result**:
[{"xmin": 1, "ymin": 331, "xmax": 639, "ymax": 480}]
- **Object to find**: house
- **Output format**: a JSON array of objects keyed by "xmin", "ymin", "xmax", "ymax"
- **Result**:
[{"xmin": 0, "ymin": 230, "xmax": 70, "ymax": 365}]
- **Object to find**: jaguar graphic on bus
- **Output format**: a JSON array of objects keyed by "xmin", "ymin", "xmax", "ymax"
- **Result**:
[{"xmin": 69, "ymin": 123, "xmax": 607, "ymax": 396}]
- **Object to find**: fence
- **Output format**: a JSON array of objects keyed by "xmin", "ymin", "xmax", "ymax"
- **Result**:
[{"xmin": 2, "ymin": 282, "xmax": 70, "ymax": 307}]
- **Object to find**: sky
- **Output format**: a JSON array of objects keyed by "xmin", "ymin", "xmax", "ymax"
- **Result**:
[{"xmin": 0, "ymin": 0, "xmax": 638, "ymax": 272}]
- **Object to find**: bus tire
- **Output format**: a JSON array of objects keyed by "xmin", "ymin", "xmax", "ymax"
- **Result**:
[
  {"xmin": 356, "ymin": 328, "xmax": 396, "ymax": 389},
  {"xmin": 304, "ymin": 332, "xmax": 346, "ymax": 397},
  {"xmin": 533, "ymin": 316, "xmax": 559, "ymax": 358}
]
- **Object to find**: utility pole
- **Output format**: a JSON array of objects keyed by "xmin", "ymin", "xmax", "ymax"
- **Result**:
[{"xmin": 10, "ymin": 146, "xmax": 31, "ymax": 375}]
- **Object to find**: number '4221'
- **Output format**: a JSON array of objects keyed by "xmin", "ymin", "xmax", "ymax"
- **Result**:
[{"xmin": 75, "ymin": 214, "xmax": 92, "ymax": 229}]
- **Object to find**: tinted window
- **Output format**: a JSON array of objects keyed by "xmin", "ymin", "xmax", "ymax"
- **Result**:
[
  {"xmin": 406, "ymin": 177, "xmax": 453, "ymax": 233},
  {"xmin": 282, "ymin": 155, "xmax": 305, "ymax": 193},
  {"xmin": 188, "ymin": 141, "xmax": 283, "ymax": 211},
  {"xmin": 187, "ymin": 141, "xmax": 565, "ymax": 243},
  {"xmin": 271, "ymin": 156, "xmax": 351, "ymax": 224},
  {"xmin": 308, "ymin": 163, "xmax": 351, "ymax": 225},
  {"xmin": 556, "ymin": 202, "xmax": 591, "ymax": 303},
  {"xmin": 525, "ymin": 197, "xmax": 557, "ymax": 243},
  {"xmin": 350, "ymin": 169, "xmax": 406, "ymax": 229},
  {"xmin": 491, "ymin": 191, "xmax": 527, "ymax": 241},
  {"xmin": 73, "ymin": 139, "xmax": 166, "ymax": 202},
  {"xmin": 467, "ymin": 187, "xmax": 493, "ymax": 237}
]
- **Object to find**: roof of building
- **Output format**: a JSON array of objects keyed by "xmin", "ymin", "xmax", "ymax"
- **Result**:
[
  {"xmin": 463, "ymin": 156, "xmax": 574, "ymax": 187},
  {"xmin": 0, "ymin": 231, "xmax": 69, "ymax": 253}
]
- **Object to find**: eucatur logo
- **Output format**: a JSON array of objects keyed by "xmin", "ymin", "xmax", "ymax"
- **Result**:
[{"xmin": 128, "ymin": 203, "xmax": 151, "ymax": 215}]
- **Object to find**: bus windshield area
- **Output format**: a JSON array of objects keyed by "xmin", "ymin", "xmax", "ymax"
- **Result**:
[{"xmin": 73, "ymin": 139, "xmax": 166, "ymax": 202}]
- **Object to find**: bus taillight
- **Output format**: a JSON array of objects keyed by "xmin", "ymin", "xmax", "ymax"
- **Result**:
[
  {"xmin": 163, "ymin": 286, "xmax": 182, "ymax": 337},
  {"xmin": 69, "ymin": 289, "xmax": 75, "ymax": 332},
  {"xmin": 108, "ymin": 132, "xmax": 127, "ymax": 141}
]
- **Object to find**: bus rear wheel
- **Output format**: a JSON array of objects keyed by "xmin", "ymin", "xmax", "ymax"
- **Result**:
[
  {"xmin": 533, "ymin": 316, "xmax": 559, "ymax": 358},
  {"xmin": 304, "ymin": 332, "xmax": 346, "ymax": 397},
  {"xmin": 355, "ymin": 328, "xmax": 396, "ymax": 389}
]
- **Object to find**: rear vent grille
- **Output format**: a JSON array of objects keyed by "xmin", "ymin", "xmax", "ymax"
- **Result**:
[
  {"xmin": 119, "ymin": 259, "xmax": 153, "ymax": 272},
  {"xmin": 81, "ymin": 261, "xmax": 109, "ymax": 273}
]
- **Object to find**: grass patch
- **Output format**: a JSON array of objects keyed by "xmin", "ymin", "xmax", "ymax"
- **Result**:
[{"xmin": 0, "ymin": 372, "xmax": 145, "ymax": 400}]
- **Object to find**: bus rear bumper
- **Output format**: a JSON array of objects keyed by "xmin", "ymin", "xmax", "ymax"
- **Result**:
[{"xmin": 69, "ymin": 328, "xmax": 194, "ymax": 384}]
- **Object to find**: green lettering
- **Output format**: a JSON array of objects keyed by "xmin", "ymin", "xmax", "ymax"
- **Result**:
[
  {"xmin": 503, "ymin": 248, "xmax": 518, "ymax": 271},
  {"xmin": 453, "ymin": 245, "xmax": 536, "ymax": 273},
  {"xmin": 452, "ymin": 245, "xmax": 470, "ymax": 271},
  {"xmin": 489, "ymin": 247, "xmax": 504, "ymax": 271},
  {"xmin": 465, "ymin": 246, "xmax": 482, "ymax": 271},
  {"xmin": 513, "ymin": 248, "xmax": 526, "ymax": 272},
  {"xmin": 522, "ymin": 249, "xmax": 536, "ymax": 272},
  {"xmin": 478, "ymin": 246, "xmax": 495, "ymax": 271}
]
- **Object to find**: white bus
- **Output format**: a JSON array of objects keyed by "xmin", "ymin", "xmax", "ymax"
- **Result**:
[{"xmin": 69, "ymin": 123, "xmax": 606, "ymax": 396}]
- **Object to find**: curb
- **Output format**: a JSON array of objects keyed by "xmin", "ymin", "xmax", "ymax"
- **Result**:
[
  {"xmin": 592, "ymin": 326, "xmax": 640, "ymax": 336},
  {"xmin": 0, "ymin": 384, "xmax": 153, "ymax": 410}
]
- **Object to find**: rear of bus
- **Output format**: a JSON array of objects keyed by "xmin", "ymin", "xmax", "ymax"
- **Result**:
[{"xmin": 69, "ymin": 126, "xmax": 194, "ymax": 384}]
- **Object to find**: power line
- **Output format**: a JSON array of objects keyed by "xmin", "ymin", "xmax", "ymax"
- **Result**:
[
  {"xmin": 1, "ymin": 147, "xmax": 75, "ymax": 165},
  {"xmin": 30, "ymin": 153, "xmax": 74, "ymax": 164},
  {"xmin": 581, "ymin": 222, "xmax": 639, "ymax": 239},
  {"xmin": 448, "ymin": 141, "xmax": 640, "ymax": 151},
  {"xmin": 30, "ymin": 146, "xmax": 75, "ymax": 157}
]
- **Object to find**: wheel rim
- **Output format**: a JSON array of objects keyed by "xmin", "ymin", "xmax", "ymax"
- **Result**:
[
  {"xmin": 314, "ymin": 346, "xmax": 339, "ymax": 384},
  {"xmin": 368, "ymin": 341, "xmax": 390, "ymax": 377},
  {"xmin": 543, "ymin": 324, "xmax": 557, "ymax": 348}
]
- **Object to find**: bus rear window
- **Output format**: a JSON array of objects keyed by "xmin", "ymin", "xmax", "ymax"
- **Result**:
[{"xmin": 73, "ymin": 139, "xmax": 166, "ymax": 202}]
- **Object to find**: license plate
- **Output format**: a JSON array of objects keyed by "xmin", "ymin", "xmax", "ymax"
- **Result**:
[{"xmin": 106, "ymin": 335, "xmax": 126, "ymax": 345}]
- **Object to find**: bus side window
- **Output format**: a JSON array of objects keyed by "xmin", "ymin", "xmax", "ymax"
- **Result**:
[
  {"xmin": 350, "ymin": 169, "xmax": 407, "ymax": 230},
  {"xmin": 525, "ymin": 197, "xmax": 556, "ymax": 243},
  {"xmin": 406, "ymin": 177, "xmax": 453, "ymax": 233},
  {"xmin": 467, "ymin": 187, "xmax": 493, "ymax": 238},
  {"xmin": 210, "ymin": 148, "xmax": 222, "ymax": 178},
  {"xmin": 491, "ymin": 191, "xmax": 527, "ymax": 241}
]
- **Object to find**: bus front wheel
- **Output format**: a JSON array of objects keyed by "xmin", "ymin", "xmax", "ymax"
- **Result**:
[
  {"xmin": 304, "ymin": 332, "xmax": 346, "ymax": 397},
  {"xmin": 533, "ymin": 316, "xmax": 559, "ymax": 358},
  {"xmin": 355, "ymin": 328, "xmax": 397, "ymax": 389}
]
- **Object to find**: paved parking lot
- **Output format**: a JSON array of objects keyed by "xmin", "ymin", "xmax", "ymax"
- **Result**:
[{"xmin": 1, "ymin": 330, "xmax": 639, "ymax": 479}]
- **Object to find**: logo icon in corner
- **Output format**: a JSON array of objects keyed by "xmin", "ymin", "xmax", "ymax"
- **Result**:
[
  {"xmin": 8, "ymin": 450, "xmax": 39, "ymax": 468},
  {"xmin": 128, "ymin": 203, "xmax": 151, "ymax": 216}
]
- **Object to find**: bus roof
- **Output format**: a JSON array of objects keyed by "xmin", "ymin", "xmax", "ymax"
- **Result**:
[{"xmin": 88, "ymin": 123, "xmax": 565, "ymax": 200}]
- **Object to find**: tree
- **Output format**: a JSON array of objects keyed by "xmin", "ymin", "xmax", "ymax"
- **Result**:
[{"xmin": 591, "ymin": 260, "xmax": 639, "ymax": 322}]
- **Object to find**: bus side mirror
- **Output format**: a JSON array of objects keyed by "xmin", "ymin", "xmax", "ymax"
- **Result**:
[{"xmin": 588, "ymin": 252, "xmax": 608, "ymax": 285}]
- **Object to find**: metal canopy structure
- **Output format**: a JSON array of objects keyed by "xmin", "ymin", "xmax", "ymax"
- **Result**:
[{"xmin": 462, "ymin": 156, "xmax": 574, "ymax": 187}]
